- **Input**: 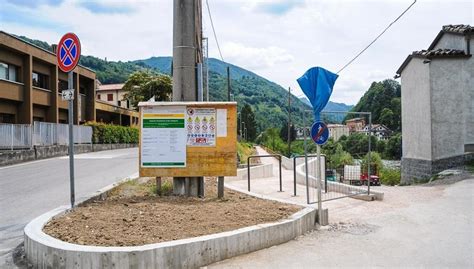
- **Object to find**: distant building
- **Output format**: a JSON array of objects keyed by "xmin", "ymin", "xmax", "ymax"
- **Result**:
[
  {"xmin": 328, "ymin": 124, "xmax": 349, "ymax": 141},
  {"xmin": 361, "ymin": 124, "xmax": 392, "ymax": 140},
  {"xmin": 295, "ymin": 127, "xmax": 308, "ymax": 140},
  {"xmin": 345, "ymin": 117, "xmax": 366, "ymax": 133},
  {"xmin": 96, "ymin": 83, "xmax": 132, "ymax": 109},
  {"xmin": 396, "ymin": 24, "xmax": 473, "ymax": 183}
]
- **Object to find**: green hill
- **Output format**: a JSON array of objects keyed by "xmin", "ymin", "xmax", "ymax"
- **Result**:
[
  {"xmin": 16, "ymin": 35, "xmax": 357, "ymax": 133},
  {"xmin": 347, "ymin": 79, "xmax": 401, "ymax": 131}
]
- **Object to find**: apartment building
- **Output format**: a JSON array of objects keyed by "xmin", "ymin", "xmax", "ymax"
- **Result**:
[{"xmin": 0, "ymin": 31, "xmax": 138, "ymax": 126}]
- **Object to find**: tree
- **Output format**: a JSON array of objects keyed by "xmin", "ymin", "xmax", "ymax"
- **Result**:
[
  {"xmin": 345, "ymin": 79, "xmax": 401, "ymax": 131},
  {"xmin": 361, "ymin": 152, "xmax": 383, "ymax": 175},
  {"xmin": 379, "ymin": 108, "xmax": 394, "ymax": 130},
  {"xmin": 328, "ymin": 144, "xmax": 354, "ymax": 169},
  {"xmin": 385, "ymin": 133, "xmax": 402, "ymax": 160},
  {"xmin": 241, "ymin": 104, "xmax": 258, "ymax": 141},
  {"xmin": 279, "ymin": 121, "xmax": 296, "ymax": 142},
  {"xmin": 376, "ymin": 139, "xmax": 387, "ymax": 156},
  {"xmin": 343, "ymin": 133, "xmax": 376, "ymax": 157},
  {"xmin": 122, "ymin": 71, "xmax": 172, "ymax": 108}
]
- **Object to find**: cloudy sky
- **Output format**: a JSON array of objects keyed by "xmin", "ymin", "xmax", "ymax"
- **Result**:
[{"xmin": 1, "ymin": 0, "xmax": 472, "ymax": 104}]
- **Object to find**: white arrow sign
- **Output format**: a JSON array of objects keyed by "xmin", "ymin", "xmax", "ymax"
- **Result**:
[{"xmin": 61, "ymin": 89, "xmax": 74, "ymax": 101}]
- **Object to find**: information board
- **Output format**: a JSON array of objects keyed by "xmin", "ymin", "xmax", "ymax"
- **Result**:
[
  {"xmin": 141, "ymin": 106, "xmax": 186, "ymax": 168},
  {"xmin": 138, "ymin": 102, "xmax": 237, "ymax": 177}
]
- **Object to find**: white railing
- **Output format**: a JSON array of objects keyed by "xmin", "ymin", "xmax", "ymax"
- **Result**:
[
  {"xmin": 0, "ymin": 122, "xmax": 92, "ymax": 149},
  {"xmin": 0, "ymin": 124, "xmax": 32, "ymax": 149},
  {"xmin": 33, "ymin": 122, "xmax": 92, "ymax": 146}
]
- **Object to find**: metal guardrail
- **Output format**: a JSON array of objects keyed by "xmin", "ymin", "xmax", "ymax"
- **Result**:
[
  {"xmin": 247, "ymin": 154, "xmax": 282, "ymax": 192},
  {"xmin": 292, "ymin": 154, "xmax": 320, "ymax": 196}
]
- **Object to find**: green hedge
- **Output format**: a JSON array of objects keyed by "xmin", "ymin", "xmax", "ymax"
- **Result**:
[{"xmin": 85, "ymin": 122, "xmax": 139, "ymax": 144}]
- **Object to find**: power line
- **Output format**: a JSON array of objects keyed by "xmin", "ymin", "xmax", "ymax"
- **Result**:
[
  {"xmin": 205, "ymin": 0, "xmax": 224, "ymax": 62},
  {"xmin": 336, "ymin": 0, "xmax": 417, "ymax": 74}
]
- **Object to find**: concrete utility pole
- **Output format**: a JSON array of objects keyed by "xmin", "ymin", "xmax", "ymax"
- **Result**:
[{"xmin": 172, "ymin": 0, "xmax": 204, "ymax": 196}]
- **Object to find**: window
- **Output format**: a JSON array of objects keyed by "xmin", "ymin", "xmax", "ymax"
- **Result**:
[
  {"xmin": 107, "ymin": 94, "xmax": 113, "ymax": 101},
  {"xmin": 58, "ymin": 80, "xmax": 68, "ymax": 93},
  {"xmin": 0, "ymin": 113, "xmax": 15, "ymax": 123},
  {"xmin": 118, "ymin": 100, "xmax": 121, "ymax": 107},
  {"xmin": 0, "ymin": 62, "xmax": 18, "ymax": 82},
  {"xmin": 97, "ymin": 94, "xmax": 101, "ymax": 100},
  {"xmin": 32, "ymin": 72, "xmax": 49, "ymax": 89}
]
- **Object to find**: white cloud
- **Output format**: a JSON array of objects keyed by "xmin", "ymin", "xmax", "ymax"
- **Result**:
[{"xmin": 222, "ymin": 42, "xmax": 294, "ymax": 70}]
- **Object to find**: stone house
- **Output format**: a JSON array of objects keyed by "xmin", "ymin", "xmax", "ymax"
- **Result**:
[{"xmin": 395, "ymin": 24, "xmax": 473, "ymax": 183}]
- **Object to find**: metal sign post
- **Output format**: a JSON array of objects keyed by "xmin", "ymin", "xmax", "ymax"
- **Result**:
[
  {"xmin": 67, "ymin": 73, "xmax": 75, "ymax": 208},
  {"xmin": 310, "ymin": 121, "xmax": 329, "ymax": 225},
  {"xmin": 57, "ymin": 33, "xmax": 81, "ymax": 208}
]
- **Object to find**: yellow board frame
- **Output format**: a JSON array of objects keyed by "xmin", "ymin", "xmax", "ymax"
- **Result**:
[{"xmin": 138, "ymin": 101, "xmax": 237, "ymax": 177}]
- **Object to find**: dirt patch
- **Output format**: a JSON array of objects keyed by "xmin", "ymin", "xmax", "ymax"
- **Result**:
[{"xmin": 43, "ymin": 178, "xmax": 301, "ymax": 247}]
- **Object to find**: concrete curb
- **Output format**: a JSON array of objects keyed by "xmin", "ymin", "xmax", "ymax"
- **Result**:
[{"xmin": 24, "ymin": 176, "xmax": 316, "ymax": 268}]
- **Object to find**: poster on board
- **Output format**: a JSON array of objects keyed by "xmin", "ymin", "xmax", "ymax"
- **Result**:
[
  {"xmin": 141, "ymin": 106, "xmax": 186, "ymax": 167},
  {"xmin": 186, "ymin": 107, "xmax": 216, "ymax": 147}
]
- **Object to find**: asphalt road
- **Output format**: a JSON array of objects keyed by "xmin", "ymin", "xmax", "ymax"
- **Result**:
[{"xmin": 0, "ymin": 148, "xmax": 138, "ymax": 267}]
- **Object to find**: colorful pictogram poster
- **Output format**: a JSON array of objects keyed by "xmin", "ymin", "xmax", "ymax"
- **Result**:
[{"xmin": 186, "ymin": 108, "xmax": 216, "ymax": 147}]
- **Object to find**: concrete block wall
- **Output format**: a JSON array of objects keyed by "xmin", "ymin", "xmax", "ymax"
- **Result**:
[
  {"xmin": 227, "ymin": 163, "xmax": 274, "ymax": 182},
  {"xmin": 0, "ymin": 149, "xmax": 36, "ymax": 166},
  {"xmin": 402, "ymin": 153, "xmax": 474, "ymax": 183}
]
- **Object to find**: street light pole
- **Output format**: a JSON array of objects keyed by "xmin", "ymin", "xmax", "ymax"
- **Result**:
[{"xmin": 287, "ymin": 87, "xmax": 291, "ymax": 157}]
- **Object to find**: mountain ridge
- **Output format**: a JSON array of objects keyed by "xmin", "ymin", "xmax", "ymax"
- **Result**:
[{"xmin": 15, "ymin": 34, "xmax": 353, "ymax": 130}]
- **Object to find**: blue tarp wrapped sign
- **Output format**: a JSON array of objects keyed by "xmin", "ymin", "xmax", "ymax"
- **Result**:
[{"xmin": 297, "ymin": 66, "xmax": 338, "ymax": 121}]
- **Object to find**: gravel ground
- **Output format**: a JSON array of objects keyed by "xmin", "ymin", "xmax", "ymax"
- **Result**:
[
  {"xmin": 42, "ymin": 178, "xmax": 301, "ymax": 246},
  {"xmin": 209, "ymin": 177, "xmax": 474, "ymax": 268}
]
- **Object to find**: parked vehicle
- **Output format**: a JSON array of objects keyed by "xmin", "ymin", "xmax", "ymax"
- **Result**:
[
  {"xmin": 343, "ymin": 165, "xmax": 362, "ymax": 185},
  {"xmin": 360, "ymin": 174, "xmax": 381, "ymax": 186},
  {"xmin": 325, "ymin": 169, "xmax": 337, "ymax": 182},
  {"xmin": 343, "ymin": 164, "xmax": 381, "ymax": 186}
]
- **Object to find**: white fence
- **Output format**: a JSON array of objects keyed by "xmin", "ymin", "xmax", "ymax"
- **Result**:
[
  {"xmin": 0, "ymin": 122, "xmax": 92, "ymax": 149},
  {"xmin": 0, "ymin": 124, "xmax": 32, "ymax": 150}
]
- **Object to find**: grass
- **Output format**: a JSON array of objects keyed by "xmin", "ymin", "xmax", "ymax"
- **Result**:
[
  {"xmin": 237, "ymin": 142, "xmax": 256, "ymax": 164},
  {"xmin": 466, "ymin": 160, "xmax": 474, "ymax": 173}
]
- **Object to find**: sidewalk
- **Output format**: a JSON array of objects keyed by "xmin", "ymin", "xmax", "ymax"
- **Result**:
[
  {"xmin": 226, "ymin": 146, "xmax": 379, "ymax": 223},
  {"xmin": 216, "ymin": 146, "xmax": 474, "ymax": 268}
]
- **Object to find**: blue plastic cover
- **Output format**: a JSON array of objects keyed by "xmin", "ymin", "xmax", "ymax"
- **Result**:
[{"xmin": 297, "ymin": 67, "xmax": 338, "ymax": 121}]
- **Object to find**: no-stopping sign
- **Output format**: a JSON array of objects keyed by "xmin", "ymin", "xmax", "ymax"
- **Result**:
[{"xmin": 57, "ymin": 33, "xmax": 81, "ymax": 73}]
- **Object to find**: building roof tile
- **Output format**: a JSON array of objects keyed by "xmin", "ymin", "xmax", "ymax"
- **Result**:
[
  {"xmin": 412, "ymin": 48, "xmax": 467, "ymax": 57},
  {"xmin": 442, "ymin": 24, "xmax": 473, "ymax": 34},
  {"xmin": 97, "ymin": 83, "xmax": 125, "ymax": 91}
]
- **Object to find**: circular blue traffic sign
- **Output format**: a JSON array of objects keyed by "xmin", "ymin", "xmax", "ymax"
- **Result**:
[{"xmin": 310, "ymin": 121, "xmax": 329, "ymax": 145}]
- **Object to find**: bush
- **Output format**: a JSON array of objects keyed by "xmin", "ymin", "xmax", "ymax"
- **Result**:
[
  {"xmin": 85, "ymin": 122, "xmax": 139, "ymax": 144},
  {"xmin": 380, "ymin": 168, "xmax": 401, "ymax": 186}
]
